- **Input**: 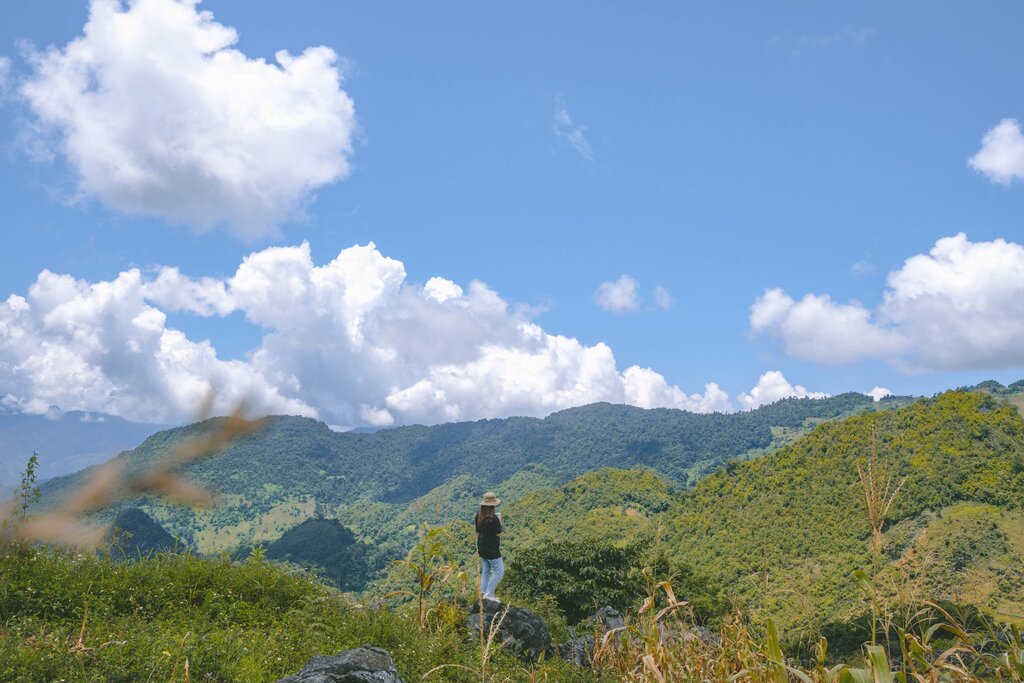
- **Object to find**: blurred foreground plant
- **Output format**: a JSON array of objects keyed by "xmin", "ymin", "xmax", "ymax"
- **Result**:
[{"xmin": 0, "ymin": 404, "xmax": 266, "ymax": 549}]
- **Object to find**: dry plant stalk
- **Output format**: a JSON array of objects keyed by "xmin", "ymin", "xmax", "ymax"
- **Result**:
[
  {"xmin": 857, "ymin": 424, "xmax": 907, "ymax": 553},
  {"xmin": 422, "ymin": 600, "xmax": 510, "ymax": 682},
  {"xmin": 0, "ymin": 403, "xmax": 266, "ymax": 549}
]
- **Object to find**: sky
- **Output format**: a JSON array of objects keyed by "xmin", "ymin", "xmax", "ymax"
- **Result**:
[{"xmin": 1, "ymin": 0, "xmax": 1023, "ymax": 428}]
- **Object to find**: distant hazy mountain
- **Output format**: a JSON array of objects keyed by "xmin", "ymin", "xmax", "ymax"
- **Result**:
[{"xmin": 0, "ymin": 409, "xmax": 167, "ymax": 490}]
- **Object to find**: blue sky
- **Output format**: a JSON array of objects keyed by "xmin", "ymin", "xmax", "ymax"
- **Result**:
[{"xmin": 1, "ymin": 0, "xmax": 1024, "ymax": 426}]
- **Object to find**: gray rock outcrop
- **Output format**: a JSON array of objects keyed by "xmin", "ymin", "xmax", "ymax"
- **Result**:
[
  {"xmin": 465, "ymin": 598, "xmax": 552, "ymax": 662},
  {"xmin": 276, "ymin": 645, "xmax": 406, "ymax": 683},
  {"xmin": 555, "ymin": 606, "xmax": 624, "ymax": 666}
]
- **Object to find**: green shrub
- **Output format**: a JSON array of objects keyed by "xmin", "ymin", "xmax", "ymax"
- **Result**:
[{"xmin": 503, "ymin": 538, "xmax": 725, "ymax": 625}]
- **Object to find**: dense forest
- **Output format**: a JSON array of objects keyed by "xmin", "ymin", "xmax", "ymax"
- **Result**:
[
  {"xmin": 662, "ymin": 390, "xmax": 1024, "ymax": 642},
  {"xmin": 36, "ymin": 392, "xmax": 882, "ymax": 567}
]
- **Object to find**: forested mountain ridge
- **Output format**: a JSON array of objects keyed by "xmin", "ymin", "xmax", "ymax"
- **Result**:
[
  {"xmin": 37, "ymin": 392, "xmax": 879, "ymax": 555},
  {"xmin": 659, "ymin": 389, "xmax": 1024, "ymax": 637}
]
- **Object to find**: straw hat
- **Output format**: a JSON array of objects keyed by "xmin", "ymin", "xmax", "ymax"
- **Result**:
[{"xmin": 479, "ymin": 491, "xmax": 501, "ymax": 506}]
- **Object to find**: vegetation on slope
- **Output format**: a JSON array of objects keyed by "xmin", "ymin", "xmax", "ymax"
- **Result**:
[
  {"xmin": 500, "ymin": 467, "xmax": 674, "ymax": 552},
  {"xmin": 262, "ymin": 517, "xmax": 372, "ymax": 591},
  {"xmin": 37, "ymin": 393, "xmax": 879, "ymax": 566},
  {"xmin": 0, "ymin": 547, "xmax": 591, "ymax": 682},
  {"xmin": 662, "ymin": 390, "xmax": 1024, "ymax": 640},
  {"xmin": 108, "ymin": 507, "xmax": 181, "ymax": 557}
]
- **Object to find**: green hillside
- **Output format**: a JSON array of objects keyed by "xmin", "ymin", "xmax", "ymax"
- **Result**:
[
  {"xmin": 500, "ymin": 467, "xmax": 674, "ymax": 552},
  {"xmin": 660, "ymin": 390, "xmax": 1024, "ymax": 638},
  {"xmin": 108, "ymin": 507, "xmax": 181, "ymax": 557},
  {"xmin": 262, "ymin": 517, "xmax": 372, "ymax": 591},
  {"xmin": 38, "ymin": 394, "xmax": 879, "ymax": 561}
]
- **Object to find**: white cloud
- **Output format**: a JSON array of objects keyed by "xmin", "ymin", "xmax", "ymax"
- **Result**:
[
  {"xmin": 623, "ymin": 367, "xmax": 730, "ymax": 413},
  {"xmin": 749, "ymin": 289, "xmax": 903, "ymax": 365},
  {"xmin": 595, "ymin": 275, "xmax": 640, "ymax": 312},
  {"xmin": 553, "ymin": 95, "xmax": 594, "ymax": 163},
  {"xmin": 0, "ymin": 270, "xmax": 314, "ymax": 422},
  {"xmin": 0, "ymin": 56, "xmax": 11, "ymax": 96},
  {"xmin": 751, "ymin": 233, "xmax": 1024, "ymax": 371},
  {"xmin": 769, "ymin": 26, "xmax": 874, "ymax": 56},
  {"xmin": 969, "ymin": 118, "xmax": 1024, "ymax": 185},
  {"xmin": 867, "ymin": 386, "xmax": 892, "ymax": 401},
  {"xmin": 737, "ymin": 371, "xmax": 828, "ymax": 410},
  {"xmin": 19, "ymin": 0, "xmax": 357, "ymax": 239},
  {"xmin": 653, "ymin": 285, "xmax": 675, "ymax": 310},
  {"xmin": 851, "ymin": 259, "xmax": 874, "ymax": 275},
  {"xmin": 0, "ymin": 243, "xmax": 733, "ymax": 425}
]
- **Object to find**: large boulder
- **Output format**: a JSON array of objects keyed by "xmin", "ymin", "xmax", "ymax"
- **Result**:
[
  {"xmin": 466, "ymin": 598, "xmax": 552, "ymax": 662},
  {"xmin": 276, "ymin": 646, "xmax": 406, "ymax": 683}
]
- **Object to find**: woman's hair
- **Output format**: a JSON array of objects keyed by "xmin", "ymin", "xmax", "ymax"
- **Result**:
[{"xmin": 476, "ymin": 505, "xmax": 495, "ymax": 527}]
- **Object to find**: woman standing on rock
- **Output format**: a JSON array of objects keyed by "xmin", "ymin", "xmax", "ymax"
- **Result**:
[{"xmin": 475, "ymin": 491, "xmax": 504, "ymax": 601}]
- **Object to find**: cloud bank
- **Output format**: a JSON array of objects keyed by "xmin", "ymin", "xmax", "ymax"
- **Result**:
[
  {"xmin": 19, "ymin": 0, "xmax": 357, "ymax": 238},
  {"xmin": 751, "ymin": 234, "xmax": 1024, "ymax": 372},
  {"xmin": 1, "ymin": 243, "xmax": 755, "ymax": 425}
]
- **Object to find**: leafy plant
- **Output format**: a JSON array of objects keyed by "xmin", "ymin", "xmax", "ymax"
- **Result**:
[{"xmin": 386, "ymin": 525, "xmax": 466, "ymax": 630}]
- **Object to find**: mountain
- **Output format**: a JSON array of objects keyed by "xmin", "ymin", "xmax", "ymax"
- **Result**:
[
  {"xmin": 262, "ymin": 517, "xmax": 372, "ymax": 591},
  {"xmin": 108, "ymin": 507, "xmax": 180, "ymax": 557},
  {"xmin": 38, "ymin": 393, "xmax": 880, "ymax": 557},
  {"xmin": 658, "ymin": 390, "xmax": 1024, "ymax": 640},
  {"xmin": 0, "ymin": 409, "xmax": 167, "ymax": 490}
]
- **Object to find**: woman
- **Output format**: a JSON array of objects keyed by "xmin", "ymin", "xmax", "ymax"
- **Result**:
[{"xmin": 475, "ymin": 491, "xmax": 504, "ymax": 601}]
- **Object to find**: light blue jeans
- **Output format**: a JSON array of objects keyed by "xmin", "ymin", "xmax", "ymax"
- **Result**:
[{"xmin": 480, "ymin": 556, "xmax": 505, "ymax": 598}]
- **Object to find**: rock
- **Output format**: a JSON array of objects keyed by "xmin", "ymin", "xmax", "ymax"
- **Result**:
[
  {"xmin": 466, "ymin": 598, "xmax": 552, "ymax": 662},
  {"xmin": 596, "ymin": 606, "xmax": 625, "ymax": 631},
  {"xmin": 555, "ymin": 607, "xmax": 622, "ymax": 667},
  {"xmin": 276, "ymin": 645, "xmax": 406, "ymax": 683},
  {"xmin": 681, "ymin": 625, "xmax": 720, "ymax": 646},
  {"xmin": 555, "ymin": 634, "xmax": 594, "ymax": 666}
]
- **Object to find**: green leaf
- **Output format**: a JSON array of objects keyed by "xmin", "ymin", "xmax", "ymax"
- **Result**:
[{"xmin": 864, "ymin": 645, "xmax": 894, "ymax": 683}]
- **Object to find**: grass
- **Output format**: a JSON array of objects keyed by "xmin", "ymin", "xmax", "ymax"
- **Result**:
[{"xmin": 0, "ymin": 547, "xmax": 594, "ymax": 682}]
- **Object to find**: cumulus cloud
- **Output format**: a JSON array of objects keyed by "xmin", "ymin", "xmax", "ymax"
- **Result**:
[
  {"xmin": 0, "ymin": 269, "xmax": 314, "ymax": 422},
  {"xmin": 553, "ymin": 95, "xmax": 595, "ymax": 163},
  {"xmin": 867, "ymin": 386, "xmax": 892, "ymax": 401},
  {"xmin": 736, "ymin": 371, "xmax": 828, "ymax": 410},
  {"xmin": 19, "ymin": 0, "xmax": 357, "ymax": 239},
  {"xmin": 750, "ymin": 233, "xmax": 1024, "ymax": 371},
  {"xmin": 623, "ymin": 367, "xmax": 730, "ymax": 413},
  {"xmin": 595, "ymin": 275, "xmax": 640, "ymax": 312},
  {"xmin": 750, "ymin": 289, "xmax": 904, "ymax": 365},
  {"xmin": 969, "ymin": 118, "xmax": 1024, "ymax": 185},
  {"xmin": 0, "ymin": 243, "xmax": 734, "ymax": 426}
]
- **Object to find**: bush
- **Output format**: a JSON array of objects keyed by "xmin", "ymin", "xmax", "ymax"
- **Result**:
[{"xmin": 503, "ymin": 538, "xmax": 726, "ymax": 625}]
